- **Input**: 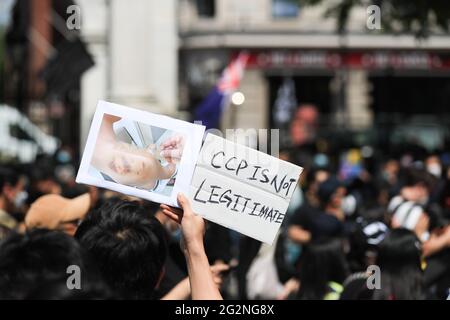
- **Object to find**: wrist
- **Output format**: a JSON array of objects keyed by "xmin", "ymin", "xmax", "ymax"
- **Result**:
[{"xmin": 184, "ymin": 239, "xmax": 206, "ymax": 257}]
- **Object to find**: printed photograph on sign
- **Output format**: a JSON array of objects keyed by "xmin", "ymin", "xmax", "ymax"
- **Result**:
[
  {"xmin": 76, "ymin": 101, "xmax": 205, "ymax": 207},
  {"xmin": 90, "ymin": 114, "xmax": 184, "ymax": 196}
]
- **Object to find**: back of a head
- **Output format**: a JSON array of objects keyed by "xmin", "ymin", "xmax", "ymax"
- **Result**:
[
  {"xmin": 0, "ymin": 167, "xmax": 19, "ymax": 192},
  {"xmin": 26, "ymin": 278, "xmax": 115, "ymax": 300},
  {"xmin": 297, "ymin": 238, "xmax": 349, "ymax": 299},
  {"xmin": 317, "ymin": 176, "xmax": 342, "ymax": 209},
  {"xmin": 403, "ymin": 168, "xmax": 435, "ymax": 191},
  {"xmin": 347, "ymin": 219, "xmax": 388, "ymax": 271},
  {"xmin": 0, "ymin": 229, "xmax": 92, "ymax": 299},
  {"xmin": 374, "ymin": 228, "xmax": 424, "ymax": 300},
  {"xmin": 341, "ymin": 273, "xmax": 374, "ymax": 300},
  {"xmin": 75, "ymin": 199, "xmax": 167, "ymax": 299},
  {"xmin": 377, "ymin": 228, "xmax": 422, "ymax": 271}
]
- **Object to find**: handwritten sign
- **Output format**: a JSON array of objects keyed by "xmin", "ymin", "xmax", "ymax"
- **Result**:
[{"xmin": 189, "ymin": 134, "xmax": 303, "ymax": 244}]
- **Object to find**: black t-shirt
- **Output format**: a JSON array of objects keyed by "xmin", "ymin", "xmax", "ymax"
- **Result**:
[
  {"xmin": 204, "ymin": 222, "xmax": 232, "ymax": 264},
  {"xmin": 153, "ymin": 229, "xmax": 187, "ymax": 299},
  {"xmin": 424, "ymin": 248, "xmax": 450, "ymax": 299},
  {"xmin": 289, "ymin": 203, "xmax": 344, "ymax": 240}
]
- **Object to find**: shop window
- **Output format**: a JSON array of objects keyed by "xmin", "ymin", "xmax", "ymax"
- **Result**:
[
  {"xmin": 196, "ymin": 0, "xmax": 215, "ymax": 18},
  {"xmin": 272, "ymin": 0, "xmax": 299, "ymax": 18}
]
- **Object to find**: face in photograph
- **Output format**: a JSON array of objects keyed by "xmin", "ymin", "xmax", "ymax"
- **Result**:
[{"xmin": 90, "ymin": 114, "xmax": 184, "ymax": 192}]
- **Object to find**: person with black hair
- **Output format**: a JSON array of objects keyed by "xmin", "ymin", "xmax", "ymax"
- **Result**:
[
  {"xmin": 421, "ymin": 166, "xmax": 450, "ymax": 299},
  {"xmin": 388, "ymin": 168, "xmax": 435, "ymax": 240},
  {"xmin": 76, "ymin": 193, "xmax": 223, "ymax": 300},
  {"xmin": 26, "ymin": 162, "xmax": 62, "ymax": 206},
  {"xmin": 387, "ymin": 168, "xmax": 450, "ymax": 294},
  {"xmin": 152, "ymin": 201, "xmax": 229, "ymax": 300},
  {"xmin": 26, "ymin": 277, "xmax": 115, "ymax": 300},
  {"xmin": 340, "ymin": 272, "xmax": 374, "ymax": 300},
  {"xmin": 0, "ymin": 228, "xmax": 101, "ymax": 299},
  {"xmin": 373, "ymin": 228, "xmax": 424, "ymax": 300},
  {"xmin": 347, "ymin": 217, "xmax": 388, "ymax": 273},
  {"xmin": 75, "ymin": 198, "xmax": 167, "ymax": 299},
  {"xmin": 288, "ymin": 176, "xmax": 345, "ymax": 244},
  {"xmin": 296, "ymin": 238, "xmax": 349, "ymax": 300},
  {"xmin": 0, "ymin": 167, "xmax": 24, "ymax": 239},
  {"xmin": 147, "ymin": 200, "xmax": 188, "ymax": 299}
]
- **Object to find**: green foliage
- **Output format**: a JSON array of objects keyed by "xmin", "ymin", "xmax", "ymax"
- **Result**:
[{"xmin": 299, "ymin": 0, "xmax": 450, "ymax": 37}]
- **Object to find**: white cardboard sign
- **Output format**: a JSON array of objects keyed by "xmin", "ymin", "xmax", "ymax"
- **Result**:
[{"xmin": 189, "ymin": 134, "xmax": 303, "ymax": 244}]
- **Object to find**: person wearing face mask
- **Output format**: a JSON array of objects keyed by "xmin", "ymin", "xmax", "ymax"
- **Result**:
[
  {"xmin": 426, "ymin": 155, "xmax": 443, "ymax": 179},
  {"xmin": 388, "ymin": 168, "xmax": 435, "ymax": 241},
  {"xmin": 425, "ymin": 154, "xmax": 448, "ymax": 206},
  {"xmin": 289, "ymin": 176, "xmax": 346, "ymax": 245},
  {"xmin": 388, "ymin": 168, "xmax": 450, "ymax": 257},
  {"xmin": 0, "ymin": 167, "xmax": 24, "ymax": 239}
]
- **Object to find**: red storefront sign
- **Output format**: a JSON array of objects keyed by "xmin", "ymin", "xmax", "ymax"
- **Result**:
[{"xmin": 240, "ymin": 51, "xmax": 450, "ymax": 70}]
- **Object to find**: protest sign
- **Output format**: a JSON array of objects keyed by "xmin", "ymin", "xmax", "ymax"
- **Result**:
[
  {"xmin": 76, "ymin": 100, "xmax": 205, "ymax": 207},
  {"xmin": 189, "ymin": 134, "xmax": 303, "ymax": 244}
]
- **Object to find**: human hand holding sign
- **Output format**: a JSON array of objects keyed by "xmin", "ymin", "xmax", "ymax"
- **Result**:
[
  {"xmin": 160, "ymin": 134, "xmax": 185, "ymax": 164},
  {"xmin": 160, "ymin": 193, "xmax": 206, "ymax": 254},
  {"xmin": 160, "ymin": 193, "xmax": 223, "ymax": 300}
]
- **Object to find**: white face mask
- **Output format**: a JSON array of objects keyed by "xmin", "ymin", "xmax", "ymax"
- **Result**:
[
  {"xmin": 417, "ymin": 196, "xmax": 429, "ymax": 206},
  {"xmin": 341, "ymin": 194, "xmax": 356, "ymax": 216},
  {"xmin": 14, "ymin": 191, "xmax": 28, "ymax": 208},
  {"xmin": 427, "ymin": 163, "xmax": 442, "ymax": 178}
]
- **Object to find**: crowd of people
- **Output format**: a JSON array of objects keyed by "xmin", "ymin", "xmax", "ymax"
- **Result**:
[{"xmin": 0, "ymin": 106, "xmax": 449, "ymax": 300}]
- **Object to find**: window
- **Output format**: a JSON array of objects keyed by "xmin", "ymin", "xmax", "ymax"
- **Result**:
[
  {"xmin": 196, "ymin": 0, "xmax": 215, "ymax": 18},
  {"xmin": 272, "ymin": 0, "xmax": 299, "ymax": 18}
]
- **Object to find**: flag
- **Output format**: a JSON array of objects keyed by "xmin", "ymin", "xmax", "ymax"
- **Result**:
[
  {"xmin": 273, "ymin": 77, "xmax": 297, "ymax": 127},
  {"xmin": 194, "ymin": 52, "xmax": 249, "ymax": 129}
]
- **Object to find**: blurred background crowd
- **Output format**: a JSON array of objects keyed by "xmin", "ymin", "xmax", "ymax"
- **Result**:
[{"xmin": 0, "ymin": 0, "xmax": 450, "ymax": 300}]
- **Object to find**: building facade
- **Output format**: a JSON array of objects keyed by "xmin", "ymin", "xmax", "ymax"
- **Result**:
[
  {"xmin": 179, "ymin": 0, "xmax": 450, "ymax": 151},
  {"xmin": 79, "ymin": 0, "xmax": 178, "ymax": 148}
]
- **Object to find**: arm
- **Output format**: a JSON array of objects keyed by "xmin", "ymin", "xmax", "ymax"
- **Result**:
[
  {"xmin": 184, "ymin": 241, "xmax": 222, "ymax": 300},
  {"xmin": 91, "ymin": 114, "xmax": 119, "ymax": 168},
  {"xmin": 422, "ymin": 226, "xmax": 450, "ymax": 258},
  {"xmin": 161, "ymin": 277, "xmax": 190, "ymax": 300},
  {"xmin": 161, "ymin": 263, "xmax": 229, "ymax": 300},
  {"xmin": 277, "ymin": 277, "xmax": 300, "ymax": 300},
  {"xmin": 288, "ymin": 225, "xmax": 311, "ymax": 244},
  {"xmin": 160, "ymin": 193, "xmax": 223, "ymax": 300}
]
